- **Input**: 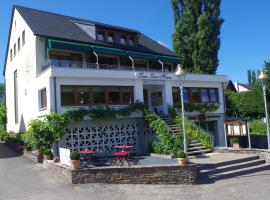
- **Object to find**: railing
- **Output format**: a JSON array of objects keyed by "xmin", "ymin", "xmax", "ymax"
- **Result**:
[
  {"xmin": 152, "ymin": 112, "xmax": 176, "ymax": 135},
  {"xmin": 174, "ymin": 111, "xmax": 214, "ymax": 148},
  {"xmin": 40, "ymin": 59, "xmax": 167, "ymax": 73}
]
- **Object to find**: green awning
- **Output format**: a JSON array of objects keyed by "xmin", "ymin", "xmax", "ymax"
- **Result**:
[
  {"xmin": 47, "ymin": 39, "xmax": 181, "ymax": 64},
  {"xmin": 127, "ymin": 51, "xmax": 157, "ymax": 61},
  {"xmin": 158, "ymin": 55, "xmax": 181, "ymax": 64},
  {"xmin": 91, "ymin": 45, "xmax": 127, "ymax": 56},
  {"xmin": 48, "ymin": 39, "xmax": 93, "ymax": 52}
]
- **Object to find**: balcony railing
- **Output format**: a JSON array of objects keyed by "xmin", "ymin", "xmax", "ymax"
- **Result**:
[{"xmin": 41, "ymin": 59, "xmax": 167, "ymax": 73}]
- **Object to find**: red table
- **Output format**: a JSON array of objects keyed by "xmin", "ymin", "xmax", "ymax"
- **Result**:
[
  {"xmin": 112, "ymin": 150, "xmax": 131, "ymax": 166},
  {"xmin": 80, "ymin": 150, "xmax": 96, "ymax": 166},
  {"xmin": 114, "ymin": 145, "xmax": 133, "ymax": 152}
]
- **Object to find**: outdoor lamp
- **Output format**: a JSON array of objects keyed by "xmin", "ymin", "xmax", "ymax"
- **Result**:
[
  {"xmin": 258, "ymin": 68, "xmax": 270, "ymax": 151},
  {"xmin": 175, "ymin": 64, "xmax": 188, "ymax": 155}
]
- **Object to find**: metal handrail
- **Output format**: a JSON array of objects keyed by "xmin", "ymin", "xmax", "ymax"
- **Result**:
[
  {"xmin": 40, "ymin": 59, "xmax": 172, "ymax": 73},
  {"xmin": 152, "ymin": 112, "xmax": 176, "ymax": 135},
  {"xmin": 173, "ymin": 111, "xmax": 214, "ymax": 147}
]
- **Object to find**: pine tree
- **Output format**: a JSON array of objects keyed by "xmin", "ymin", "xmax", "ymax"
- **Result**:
[
  {"xmin": 171, "ymin": 0, "xmax": 223, "ymax": 74},
  {"xmin": 248, "ymin": 69, "xmax": 252, "ymax": 85}
]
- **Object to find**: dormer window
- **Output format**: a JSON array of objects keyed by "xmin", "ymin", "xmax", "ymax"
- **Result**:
[
  {"xmin": 129, "ymin": 36, "xmax": 136, "ymax": 46},
  {"xmin": 120, "ymin": 35, "xmax": 126, "ymax": 45},
  {"xmin": 107, "ymin": 32, "xmax": 114, "ymax": 42},
  {"xmin": 97, "ymin": 31, "xmax": 105, "ymax": 41}
]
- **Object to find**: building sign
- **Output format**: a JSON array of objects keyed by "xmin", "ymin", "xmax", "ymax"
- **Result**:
[
  {"xmin": 135, "ymin": 72, "xmax": 172, "ymax": 80},
  {"xmin": 59, "ymin": 148, "xmax": 71, "ymax": 166}
]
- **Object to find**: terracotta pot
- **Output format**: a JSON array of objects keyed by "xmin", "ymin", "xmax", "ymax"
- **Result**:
[
  {"xmin": 178, "ymin": 158, "xmax": 186, "ymax": 166},
  {"xmin": 43, "ymin": 155, "xmax": 51, "ymax": 160},
  {"xmin": 71, "ymin": 160, "xmax": 80, "ymax": 170},
  {"xmin": 233, "ymin": 143, "xmax": 240, "ymax": 149}
]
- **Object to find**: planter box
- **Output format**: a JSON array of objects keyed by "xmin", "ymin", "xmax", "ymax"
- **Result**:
[
  {"xmin": 233, "ymin": 143, "xmax": 240, "ymax": 149},
  {"xmin": 150, "ymin": 153, "xmax": 175, "ymax": 159}
]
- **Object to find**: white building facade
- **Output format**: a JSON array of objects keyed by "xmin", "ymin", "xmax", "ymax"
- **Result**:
[{"xmin": 4, "ymin": 6, "xmax": 228, "ymax": 152}]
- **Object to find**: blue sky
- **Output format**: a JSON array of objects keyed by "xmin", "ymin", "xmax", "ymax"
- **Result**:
[{"xmin": 1, "ymin": 0, "xmax": 270, "ymax": 83}]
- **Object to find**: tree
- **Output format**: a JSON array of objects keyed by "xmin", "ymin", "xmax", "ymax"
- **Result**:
[
  {"xmin": 171, "ymin": 0, "xmax": 223, "ymax": 74},
  {"xmin": 247, "ymin": 69, "xmax": 258, "ymax": 85},
  {"xmin": 225, "ymin": 83, "xmax": 265, "ymax": 118},
  {"xmin": 248, "ymin": 69, "xmax": 252, "ymax": 85}
]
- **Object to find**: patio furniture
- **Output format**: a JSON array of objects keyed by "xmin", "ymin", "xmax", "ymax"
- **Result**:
[
  {"xmin": 112, "ymin": 150, "xmax": 131, "ymax": 166},
  {"xmin": 114, "ymin": 145, "xmax": 133, "ymax": 152},
  {"xmin": 80, "ymin": 150, "xmax": 96, "ymax": 167}
]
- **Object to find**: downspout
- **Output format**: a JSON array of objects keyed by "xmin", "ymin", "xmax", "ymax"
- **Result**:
[
  {"xmin": 93, "ymin": 51, "xmax": 99, "ymax": 69},
  {"xmin": 128, "ymin": 56, "xmax": 135, "ymax": 71},
  {"xmin": 158, "ymin": 60, "xmax": 164, "ymax": 72}
]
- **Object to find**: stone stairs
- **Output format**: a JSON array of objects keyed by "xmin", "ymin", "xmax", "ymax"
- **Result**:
[
  {"xmin": 158, "ymin": 114, "xmax": 212, "ymax": 156},
  {"xmin": 196, "ymin": 155, "xmax": 269, "ymax": 183}
]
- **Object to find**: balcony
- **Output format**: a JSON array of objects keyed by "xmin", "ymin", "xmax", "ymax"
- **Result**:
[{"xmin": 41, "ymin": 59, "xmax": 173, "ymax": 73}]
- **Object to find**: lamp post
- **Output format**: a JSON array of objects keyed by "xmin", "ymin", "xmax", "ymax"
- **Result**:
[
  {"xmin": 258, "ymin": 68, "xmax": 270, "ymax": 150},
  {"xmin": 175, "ymin": 64, "xmax": 187, "ymax": 154}
]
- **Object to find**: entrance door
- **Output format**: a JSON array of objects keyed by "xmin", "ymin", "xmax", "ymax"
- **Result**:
[{"xmin": 143, "ymin": 89, "xmax": 148, "ymax": 106}]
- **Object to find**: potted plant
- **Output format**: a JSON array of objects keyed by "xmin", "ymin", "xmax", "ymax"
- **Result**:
[
  {"xmin": 43, "ymin": 149, "xmax": 52, "ymax": 160},
  {"xmin": 176, "ymin": 151, "xmax": 187, "ymax": 166},
  {"xmin": 232, "ymin": 137, "xmax": 240, "ymax": 149},
  {"xmin": 70, "ymin": 151, "xmax": 80, "ymax": 170}
]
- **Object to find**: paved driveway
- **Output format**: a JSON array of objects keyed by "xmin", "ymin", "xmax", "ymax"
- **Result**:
[{"xmin": 1, "ymin": 143, "xmax": 270, "ymax": 200}]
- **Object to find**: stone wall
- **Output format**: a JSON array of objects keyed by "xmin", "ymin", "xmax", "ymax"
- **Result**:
[
  {"xmin": 43, "ymin": 161, "xmax": 197, "ymax": 185},
  {"xmin": 23, "ymin": 151, "xmax": 43, "ymax": 163}
]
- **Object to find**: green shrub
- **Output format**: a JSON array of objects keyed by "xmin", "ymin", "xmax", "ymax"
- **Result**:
[
  {"xmin": 249, "ymin": 119, "xmax": 267, "ymax": 135},
  {"xmin": 176, "ymin": 151, "xmax": 186, "ymax": 158},
  {"xmin": 70, "ymin": 151, "xmax": 80, "ymax": 160},
  {"xmin": 232, "ymin": 137, "xmax": 239, "ymax": 144},
  {"xmin": 43, "ymin": 149, "xmax": 52, "ymax": 156}
]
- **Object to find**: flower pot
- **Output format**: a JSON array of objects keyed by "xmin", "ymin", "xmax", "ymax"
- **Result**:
[
  {"xmin": 178, "ymin": 158, "xmax": 186, "ymax": 166},
  {"xmin": 233, "ymin": 143, "xmax": 240, "ymax": 149},
  {"xmin": 43, "ymin": 155, "xmax": 51, "ymax": 160},
  {"xmin": 71, "ymin": 160, "xmax": 80, "ymax": 170}
]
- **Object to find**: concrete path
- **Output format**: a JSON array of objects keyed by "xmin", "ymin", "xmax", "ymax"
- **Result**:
[{"xmin": 1, "ymin": 144, "xmax": 270, "ymax": 200}]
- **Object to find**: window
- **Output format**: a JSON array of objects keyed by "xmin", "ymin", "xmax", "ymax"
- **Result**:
[
  {"xmin": 14, "ymin": 70, "xmax": 18, "ymax": 124},
  {"xmin": 22, "ymin": 30, "xmax": 25, "ymax": 46},
  {"xmin": 10, "ymin": 49, "xmax": 13, "ymax": 62},
  {"xmin": 128, "ymin": 36, "xmax": 135, "ymax": 46},
  {"xmin": 108, "ymin": 87, "xmax": 121, "ymax": 104},
  {"xmin": 14, "ymin": 44, "xmax": 16, "ymax": 57},
  {"xmin": 134, "ymin": 60, "xmax": 147, "ymax": 71},
  {"xmin": 164, "ymin": 64, "xmax": 172, "ymax": 72},
  {"xmin": 201, "ymin": 88, "xmax": 210, "ymax": 103},
  {"xmin": 172, "ymin": 87, "xmax": 189, "ymax": 106},
  {"xmin": 61, "ymin": 86, "xmax": 76, "ymax": 106},
  {"xmin": 97, "ymin": 31, "xmax": 105, "ymax": 41},
  {"xmin": 122, "ymin": 87, "xmax": 133, "ymax": 105},
  {"xmin": 120, "ymin": 35, "xmax": 126, "ymax": 44},
  {"xmin": 172, "ymin": 87, "xmax": 219, "ymax": 105},
  {"xmin": 151, "ymin": 92, "xmax": 163, "ymax": 106},
  {"xmin": 77, "ymin": 86, "xmax": 89, "ymax": 105},
  {"xmin": 18, "ymin": 38, "xmax": 21, "ymax": 52},
  {"xmin": 190, "ymin": 88, "xmax": 201, "ymax": 103},
  {"xmin": 50, "ymin": 52, "xmax": 83, "ymax": 68},
  {"xmin": 149, "ymin": 61, "xmax": 162, "ymax": 71},
  {"xmin": 61, "ymin": 86, "xmax": 134, "ymax": 106},
  {"xmin": 209, "ymin": 88, "xmax": 218, "ymax": 103},
  {"xmin": 93, "ymin": 86, "xmax": 106, "ymax": 104},
  {"xmin": 107, "ymin": 32, "xmax": 114, "ymax": 42},
  {"xmin": 40, "ymin": 88, "xmax": 47, "ymax": 109},
  {"xmin": 119, "ymin": 57, "xmax": 132, "ymax": 67}
]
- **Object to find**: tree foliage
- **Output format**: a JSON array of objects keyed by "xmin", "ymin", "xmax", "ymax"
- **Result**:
[
  {"xmin": 171, "ymin": 0, "xmax": 223, "ymax": 74},
  {"xmin": 225, "ymin": 83, "xmax": 265, "ymax": 118}
]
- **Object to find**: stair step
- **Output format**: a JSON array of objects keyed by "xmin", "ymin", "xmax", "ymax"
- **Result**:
[
  {"xmin": 189, "ymin": 143, "xmax": 203, "ymax": 147},
  {"xmin": 188, "ymin": 146, "xmax": 206, "ymax": 151},
  {"xmin": 188, "ymin": 149, "xmax": 212, "ymax": 155},
  {"xmin": 190, "ymin": 140, "xmax": 200, "ymax": 143},
  {"xmin": 207, "ymin": 161, "xmax": 268, "ymax": 179}
]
